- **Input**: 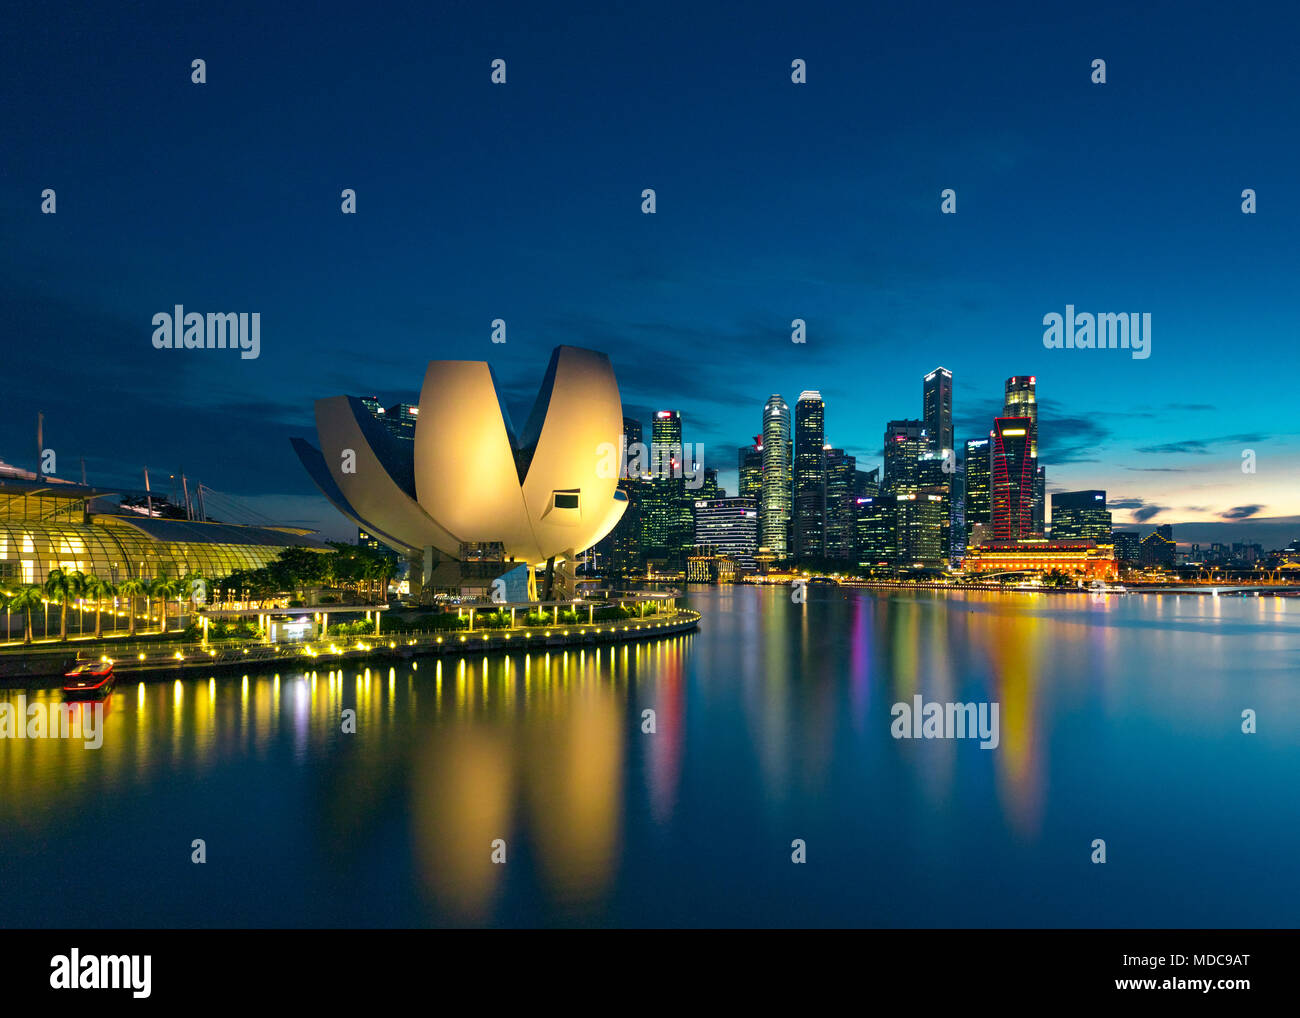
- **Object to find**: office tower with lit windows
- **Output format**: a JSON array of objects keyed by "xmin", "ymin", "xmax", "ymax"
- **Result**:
[
  {"xmin": 650, "ymin": 410, "xmax": 683, "ymax": 476},
  {"xmin": 1112, "ymin": 530, "xmax": 1140, "ymax": 566},
  {"xmin": 693, "ymin": 497, "xmax": 759, "ymax": 570},
  {"xmin": 991, "ymin": 417, "xmax": 1034, "ymax": 540},
  {"xmin": 738, "ymin": 439, "xmax": 763, "ymax": 500},
  {"xmin": 923, "ymin": 367, "xmax": 954, "ymax": 454},
  {"xmin": 1002, "ymin": 376, "xmax": 1042, "ymax": 533},
  {"xmin": 855, "ymin": 466, "xmax": 880, "ymax": 497},
  {"xmin": 895, "ymin": 489, "xmax": 947, "ymax": 567},
  {"xmin": 883, "ymin": 419, "xmax": 925, "ymax": 493},
  {"xmin": 855, "ymin": 494, "xmax": 896, "ymax": 566},
  {"xmin": 793, "ymin": 391, "xmax": 826, "ymax": 559},
  {"xmin": 963, "ymin": 436, "xmax": 991, "ymax": 546},
  {"xmin": 598, "ymin": 416, "xmax": 645, "ymax": 574},
  {"xmin": 760, "ymin": 395, "xmax": 792, "ymax": 556},
  {"xmin": 824, "ymin": 447, "xmax": 856, "ymax": 561},
  {"xmin": 1050, "ymin": 491, "xmax": 1113, "ymax": 541},
  {"xmin": 384, "ymin": 401, "xmax": 419, "ymax": 441}
]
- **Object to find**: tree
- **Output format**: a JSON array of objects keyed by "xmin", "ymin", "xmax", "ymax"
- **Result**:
[
  {"xmin": 151, "ymin": 574, "xmax": 178, "ymax": 634},
  {"xmin": 44, "ymin": 567, "xmax": 77, "ymax": 641},
  {"xmin": 4, "ymin": 585, "xmax": 46, "ymax": 644},
  {"xmin": 84, "ymin": 575, "xmax": 118, "ymax": 639},
  {"xmin": 119, "ymin": 578, "xmax": 149, "ymax": 637}
]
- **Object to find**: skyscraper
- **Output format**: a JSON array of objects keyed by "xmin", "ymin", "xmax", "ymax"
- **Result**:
[
  {"xmin": 1050, "ymin": 490, "xmax": 1112, "ymax": 541},
  {"xmin": 824, "ymin": 447, "xmax": 856, "ymax": 561},
  {"xmin": 855, "ymin": 495, "xmax": 896, "ymax": 566},
  {"xmin": 883, "ymin": 419, "xmax": 925, "ymax": 493},
  {"xmin": 650, "ymin": 410, "xmax": 683, "ymax": 477},
  {"xmin": 1002, "ymin": 377, "xmax": 1038, "ymax": 453},
  {"xmin": 760, "ymin": 395, "xmax": 792, "ymax": 556},
  {"xmin": 923, "ymin": 367, "xmax": 953, "ymax": 454},
  {"xmin": 1003, "ymin": 376, "xmax": 1042, "ymax": 534},
  {"xmin": 738, "ymin": 439, "xmax": 763, "ymax": 500},
  {"xmin": 991, "ymin": 417, "xmax": 1034, "ymax": 540},
  {"xmin": 693, "ymin": 497, "xmax": 759, "ymax": 570},
  {"xmin": 963, "ymin": 436, "xmax": 992, "ymax": 544},
  {"xmin": 793, "ymin": 391, "xmax": 826, "ymax": 559}
]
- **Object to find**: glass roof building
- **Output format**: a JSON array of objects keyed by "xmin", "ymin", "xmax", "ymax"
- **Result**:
[{"xmin": 0, "ymin": 478, "xmax": 328, "ymax": 587}]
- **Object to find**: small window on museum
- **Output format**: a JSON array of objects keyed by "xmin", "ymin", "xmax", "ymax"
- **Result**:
[{"xmin": 553, "ymin": 491, "xmax": 580, "ymax": 510}]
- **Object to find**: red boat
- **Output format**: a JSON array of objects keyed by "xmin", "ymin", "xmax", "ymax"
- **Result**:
[{"xmin": 63, "ymin": 661, "xmax": 115, "ymax": 698}]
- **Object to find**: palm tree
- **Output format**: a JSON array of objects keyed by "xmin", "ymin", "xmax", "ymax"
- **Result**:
[
  {"xmin": 151, "ymin": 574, "xmax": 178, "ymax": 634},
  {"xmin": 5, "ymin": 585, "xmax": 46, "ymax": 644},
  {"xmin": 44, "ymin": 567, "xmax": 76, "ymax": 641},
  {"xmin": 69, "ymin": 570, "xmax": 88, "ymax": 635},
  {"xmin": 119, "ymin": 577, "xmax": 150, "ymax": 637},
  {"xmin": 84, "ymin": 575, "xmax": 117, "ymax": 639}
]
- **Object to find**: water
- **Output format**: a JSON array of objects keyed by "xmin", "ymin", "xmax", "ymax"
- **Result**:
[{"xmin": 1, "ymin": 586, "xmax": 1296, "ymax": 928}]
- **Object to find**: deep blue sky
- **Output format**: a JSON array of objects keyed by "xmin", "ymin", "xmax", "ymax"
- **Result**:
[{"xmin": 3, "ymin": 0, "xmax": 1297, "ymax": 544}]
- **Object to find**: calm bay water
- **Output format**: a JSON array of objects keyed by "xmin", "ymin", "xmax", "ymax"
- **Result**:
[{"xmin": 2, "ymin": 586, "xmax": 1297, "ymax": 928}]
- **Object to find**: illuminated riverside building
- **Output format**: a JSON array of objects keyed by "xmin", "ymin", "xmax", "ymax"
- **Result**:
[
  {"xmin": 964, "ymin": 438, "xmax": 991, "ymax": 527},
  {"xmin": 1050, "ymin": 490, "xmax": 1112, "ymax": 541},
  {"xmin": 594, "ymin": 416, "xmax": 644, "ymax": 575},
  {"xmin": 1002, "ymin": 376, "xmax": 1044, "ymax": 533},
  {"xmin": 824, "ymin": 447, "xmax": 856, "ymax": 561},
  {"xmin": 854, "ymin": 495, "xmax": 896, "ymax": 567},
  {"xmin": 917, "ymin": 451, "xmax": 953, "ymax": 560},
  {"xmin": 760, "ymin": 395, "xmax": 792, "ymax": 556},
  {"xmin": 991, "ymin": 417, "xmax": 1035, "ymax": 540},
  {"xmin": 923, "ymin": 366, "xmax": 954, "ymax": 454},
  {"xmin": 793, "ymin": 392, "xmax": 826, "ymax": 559},
  {"xmin": 1140, "ymin": 528, "xmax": 1177, "ymax": 569},
  {"xmin": 962, "ymin": 539, "xmax": 1118, "ymax": 579},
  {"xmin": 692, "ymin": 497, "xmax": 758, "ymax": 571},
  {"xmin": 883, "ymin": 419, "xmax": 925, "ymax": 493},
  {"xmin": 293, "ymin": 345, "xmax": 628, "ymax": 601},
  {"xmin": 895, "ymin": 489, "xmax": 946, "ymax": 567},
  {"xmin": 737, "ymin": 440, "xmax": 763, "ymax": 500},
  {"xmin": 1113, "ymin": 530, "xmax": 1140, "ymax": 567},
  {"xmin": 0, "ymin": 476, "xmax": 327, "ymax": 588}
]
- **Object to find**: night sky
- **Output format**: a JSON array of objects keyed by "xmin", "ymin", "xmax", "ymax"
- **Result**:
[{"xmin": 3, "ymin": 0, "xmax": 1297, "ymax": 545}]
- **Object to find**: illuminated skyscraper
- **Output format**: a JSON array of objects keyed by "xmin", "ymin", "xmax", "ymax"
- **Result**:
[
  {"xmin": 895, "ymin": 489, "xmax": 946, "ymax": 566},
  {"xmin": 964, "ymin": 437, "xmax": 992, "ymax": 528},
  {"xmin": 651, "ymin": 410, "xmax": 683, "ymax": 476},
  {"xmin": 738, "ymin": 439, "xmax": 763, "ymax": 500},
  {"xmin": 883, "ymin": 419, "xmax": 925, "ymax": 493},
  {"xmin": 384, "ymin": 401, "xmax": 419, "ymax": 441},
  {"xmin": 923, "ymin": 367, "xmax": 953, "ymax": 454},
  {"xmin": 1003, "ymin": 376, "xmax": 1042, "ymax": 533},
  {"xmin": 1051, "ymin": 490, "xmax": 1112, "ymax": 541},
  {"xmin": 1002, "ymin": 377, "xmax": 1038, "ymax": 454},
  {"xmin": 991, "ymin": 417, "xmax": 1034, "ymax": 540},
  {"xmin": 794, "ymin": 391, "xmax": 826, "ymax": 559},
  {"xmin": 693, "ymin": 497, "xmax": 759, "ymax": 570},
  {"xmin": 855, "ymin": 495, "xmax": 896, "ymax": 566},
  {"xmin": 760, "ymin": 395, "xmax": 792, "ymax": 556},
  {"xmin": 824, "ymin": 447, "xmax": 856, "ymax": 561}
]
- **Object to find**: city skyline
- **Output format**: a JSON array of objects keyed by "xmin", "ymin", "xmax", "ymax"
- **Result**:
[{"xmin": 3, "ymin": 2, "xmax": 1295, "ymax": 546}]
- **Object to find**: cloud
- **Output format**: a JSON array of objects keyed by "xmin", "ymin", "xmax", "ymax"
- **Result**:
[
  {"xmin": 1136, "ymin": 433, "xmax": 1268, "ymax": 455},
  {"xmin": 1132, "ymin": 504, "xmax": 1168, "ymax": 522},
  {"xmin": 1219, "ymin": 504, "xmax": 1264, "ymax": 520}
]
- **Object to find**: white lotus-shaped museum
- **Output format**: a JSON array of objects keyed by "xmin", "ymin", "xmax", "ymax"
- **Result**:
[{"xmin": 292, "ymin": 346, "xmax": 627, "ymax": 585}]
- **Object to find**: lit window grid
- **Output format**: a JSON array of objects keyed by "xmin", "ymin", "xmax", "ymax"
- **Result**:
[{"xmin": 0, "ymin": 520, "xmax": 302, "ymax": 585}]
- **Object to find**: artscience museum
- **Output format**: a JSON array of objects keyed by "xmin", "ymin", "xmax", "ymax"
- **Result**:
[{"xmin": 292, "ymin": 346, "xmax": 628, "ymax": 601}]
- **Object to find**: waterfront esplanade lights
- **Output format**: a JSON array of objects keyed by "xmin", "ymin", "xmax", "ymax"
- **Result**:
[{"xmin": 293, "ymin": 345, "xmax": 627, "ymax": 599}]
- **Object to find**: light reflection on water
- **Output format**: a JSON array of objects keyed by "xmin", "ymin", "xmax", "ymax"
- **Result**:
[{"xmin": 1, "ymin": 587, "xmax": 1297, "ymax": 927}]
